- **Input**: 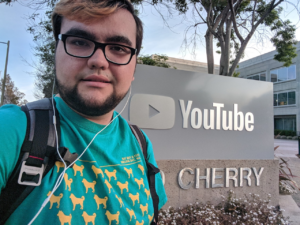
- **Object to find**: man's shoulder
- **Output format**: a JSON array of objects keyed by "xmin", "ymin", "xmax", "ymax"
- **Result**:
[
  {"xmin": 0, "ymin": 103, "xmax": 27, "ymax": 145},
  {"xmin": 0, "ymin": 104, "xmax": 26, "ymax": 126},
  {"xmin": 0, "ymin": 104, "xmax": 27, "ymax": 192}
]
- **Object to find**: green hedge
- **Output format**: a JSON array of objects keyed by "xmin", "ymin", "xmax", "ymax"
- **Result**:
[{"xmin": 274, "ymin": 129, "xmax": 297, "ymax": 136}]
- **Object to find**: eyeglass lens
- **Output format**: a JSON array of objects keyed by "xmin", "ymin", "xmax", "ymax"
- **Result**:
[{"xmin": 65, "ymin": 36, "xmax": 132, "ymax": 64}]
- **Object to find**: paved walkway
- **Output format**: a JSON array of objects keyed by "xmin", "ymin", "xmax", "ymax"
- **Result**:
[
  {"xmin": 274, "ymin": 139, "xmax": 299, "ymax": 158},
  {"xmin": 274, "ymin": 139, "xmax": 300, "ymax": 224}
]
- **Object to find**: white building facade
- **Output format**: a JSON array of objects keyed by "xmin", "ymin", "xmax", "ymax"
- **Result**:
[{"xmin": 236, "ymin": 43, "xmax": 300, "ymax": 133}]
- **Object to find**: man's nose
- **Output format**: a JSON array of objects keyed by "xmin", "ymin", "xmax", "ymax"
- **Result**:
[{"xmin": 87, "ymin": 47, "xmax": 109, "ymax": 70}]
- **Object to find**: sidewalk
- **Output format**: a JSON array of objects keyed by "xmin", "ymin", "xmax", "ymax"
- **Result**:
[
  {"xmin": 279, "ymin": 195, "xmax": 300, "ymax": 224},
  {"xmin": 274, "ymin": 139, "xmax": 300, "ymax": 224}
]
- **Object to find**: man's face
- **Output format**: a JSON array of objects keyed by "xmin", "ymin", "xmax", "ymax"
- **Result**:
[{"xmin": 55, "ymin": 9, "xmax": 137, "ymax": 117}]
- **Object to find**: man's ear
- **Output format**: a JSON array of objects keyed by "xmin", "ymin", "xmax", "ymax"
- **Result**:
[{"xmin": 132, "ymin": 76, "xmax": 135, "ymax": 81}]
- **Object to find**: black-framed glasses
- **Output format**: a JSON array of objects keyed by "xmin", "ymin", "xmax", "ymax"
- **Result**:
[{"xmin": 58, "ymin": 34, "xmax": 137, "ymax": 65}]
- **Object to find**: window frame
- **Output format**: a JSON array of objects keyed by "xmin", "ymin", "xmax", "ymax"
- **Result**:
[
  {"xmin": 246, "ymin": 72, "xmax": 267, "ymax": 81},
  {"xmin": 274, "ymin": 91, "xmax": 297, "ymax": 107},
  {"xmin": 271, "ymin": 64, "xmax": 296, "ymax": 83}
]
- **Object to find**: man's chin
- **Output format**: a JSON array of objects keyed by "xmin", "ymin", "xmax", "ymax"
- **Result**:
[
  {"xmin": 56, "ymin": 78, "xmax": 128, "ymax": 117},
  {"xmin": 66, "ymin": 95, "xmax": 122, "ymax": 117}
]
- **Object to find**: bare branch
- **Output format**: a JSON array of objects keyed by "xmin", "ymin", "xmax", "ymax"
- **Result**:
[
  {"xmin": 252, "ymin": 0, "xmax": 258, "ymax": 26},
  {"xmin": 194, "ymin": 22, "xmax": 206, "ymax": 26},
  {"xmin": 212, "ymin": 5, "xmax": 230, "ymax": 31},
  {"xmin": 205, "ymin": 2, "xmax": 219, "ymax": 37},
  {"xmin": 193, "ymin": 3, "xmax": 207, "ymax": 23},
  {"xmin": 228, "ymin": 0, "xmax": 244, "ymax": 42}
]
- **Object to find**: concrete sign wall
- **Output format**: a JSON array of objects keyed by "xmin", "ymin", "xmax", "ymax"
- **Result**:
[
  {"xmin": 157, "ymin": 159, "xmax": 279, "ymax": 207},
  {"xmin": 117, "ymin": 64, "xmax": 274, "ymax": 160}
]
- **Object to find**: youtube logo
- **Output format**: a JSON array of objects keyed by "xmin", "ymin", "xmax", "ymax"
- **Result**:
[{"xmin": 130, "ymin": 94, "xmax": 175, "ymax": 129}]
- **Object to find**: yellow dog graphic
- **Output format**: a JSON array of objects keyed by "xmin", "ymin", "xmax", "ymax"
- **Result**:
[
  {"xmin": 70, "ymin": 193, "xmax": 85, "ymax": 210},
  {"xmin": 148, "ymin": 214, "xmax": 154, "ymax": 222},
  {"xmin": 140, "ymin": 203, "xmax": 148, "ymax": 216},
  {"xmin": 47, "ymin": 191, "xmax": 63, "ymax": 209},
  {"xmin": 82, "ymin": 179, "xmax": 96, "ymax": 193},
  {"xmin": 104, "ymin": 169, "xmax": 117, "ymax": 182},
  {"xmin": 82, "ymin": 212, "xmax": 96, "ymax": 225},
  {"xmin": 116, "ymin": 181, "xmax": 128, "ymax": 194},
  {"xmin": 115, "ymin": 194, "xmax": 124, "ymax": 208},
  {"xmin": 104, "ymin": 179, "xmax": 113, "ymax": 193},
  {"xmin": 55, "ymin": 161, "xmax": 65, "ymax": 173},
  {"xmin": 63, "ymin": 174, "xmax": 73, "ymax": 191},
  {"xmin": 94, "ymin": 195, "xmax": 108, "ymax": 209},
  {"xmin": 124, "ymin": 167, "xmax": 133, "ymax": 178},
  {"xmin": 134, "ymin": 178, "xmax": 144, "ymax": 189},
  {"xmin": 126, "ymin": 208, "xmax": 136, "ymax": 221},
  {"xmin": 57, "ymin": 211, "xmax": 72, "ymax": 225},
  {"xmin": 105, "ymin": 210, "xmax": 120, "ymax": 225},
  {"xmin": 73, "ymin": 164, "xmax": 84, "ymax": 176},
  {"xmin": 91, "ymin": 165, "xmax": 104, "ymax": 178},
  {"xmin": 138, "ymin": 164, "xmax": 144, "ymax": 175},
  {"xmin": 144, "ymin": 188, "xmax": 151, "ymax": 200},
  {"xmin": 129, "ymin": 193, "xmax": 139, "ymax": 206}
]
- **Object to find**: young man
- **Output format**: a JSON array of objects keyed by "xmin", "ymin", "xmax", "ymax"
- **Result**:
[{"xmin": 0, "ymin": 0, "xmax": 167, "ymax": 224}]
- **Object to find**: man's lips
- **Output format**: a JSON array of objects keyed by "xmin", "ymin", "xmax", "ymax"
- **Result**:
[
  {"xmin": 81, "ymin": 75, "xmax": 111, "ymax": 88},
  {"xmin": 82, "ymin": 75, "xmax": 111, "ymax": 83}
]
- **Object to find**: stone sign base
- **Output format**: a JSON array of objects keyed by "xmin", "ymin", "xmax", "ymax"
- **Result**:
[{"xmin": 157, "ymin": 159, "xmax": 279, "ymax": 209}]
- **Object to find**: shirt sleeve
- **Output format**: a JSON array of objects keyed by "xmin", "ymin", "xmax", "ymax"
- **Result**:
[
  {"xmin": 0, "ymin": 104, "xmax": 27, "ymax": 193},
  {"xmin": 142, "ymin": 130, "xmax": 168, "ymax": 210}
]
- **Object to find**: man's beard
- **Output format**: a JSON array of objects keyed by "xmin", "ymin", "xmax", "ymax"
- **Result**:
[{"xmin": 55, "ymin": 76, "xmax": 127, "ymax": 117}]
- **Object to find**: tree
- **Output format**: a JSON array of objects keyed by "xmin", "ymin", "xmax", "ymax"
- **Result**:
[
  {"xmin": 1, "ymin": 0, "xmax": 58, "ymax": 98},
  {"xmin": 4, "ymin": 1, "xmax": 294, "ymax": 78},
  {"xmin": 138, "ymin": 54, "xmax": 176, "ymax": 68},
  {"xmin": 23, "ymin": 1, "xmax": 58, "ymax": 98},
  {"xmin": 133, "ymin": 0, "xmax": 297, "ymax": 76},
  {"xmin": 178, "ymin": 0, "xmax": 298, "ymax": 76},
  {"xmin": 0, "ymin": 74, "xmax": 28, "ymax": 106}
]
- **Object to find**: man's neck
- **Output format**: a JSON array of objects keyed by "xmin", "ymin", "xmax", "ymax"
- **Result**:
[
  {"xmin": 76, "ymin": 110, "xmax": 114, "ymax": 125},
  {"xmin": 56, "ymin": 95, "xmax": 115, "ymax": 125}
]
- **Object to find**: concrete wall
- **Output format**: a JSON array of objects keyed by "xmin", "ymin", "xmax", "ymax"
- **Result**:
[
  {"xmin": 166, "ymin": 56, "xmax": 220, "ymax": 75},
  {"xmin": 157, "ymin": 159, "xmax": 279, "ymax": 209},
  {"xmin": 236, "ymin": 42, "xmax": 300, "ymax": 132}
]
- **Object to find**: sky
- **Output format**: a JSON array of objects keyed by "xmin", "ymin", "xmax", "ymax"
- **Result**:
[{"xmin": 0, "ymin": 1, "xmax": 299, "ymax": 102}]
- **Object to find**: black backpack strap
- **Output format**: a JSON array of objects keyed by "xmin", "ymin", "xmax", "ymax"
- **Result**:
[
  {"xmin": 0, "ymin": 98, "xmax": 65, "ymax": 224},
  {"xmin": 129, "ymin": 124, "xmax": 160, "ymax": 225}
]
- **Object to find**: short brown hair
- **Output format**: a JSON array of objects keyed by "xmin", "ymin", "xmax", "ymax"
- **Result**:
[{"xmin": 52, "ymin": 0, "xmax": 143, "ymax": 55}]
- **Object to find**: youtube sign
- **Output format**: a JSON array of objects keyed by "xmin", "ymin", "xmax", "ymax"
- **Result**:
[{"xmin": 130, "ymin": 94, "xmax": 175, "ymax": 129}]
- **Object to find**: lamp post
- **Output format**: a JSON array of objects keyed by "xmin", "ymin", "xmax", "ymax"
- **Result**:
[{"xmin": 0, "ymin": 40, "xmax": 10, "ymax": 106}]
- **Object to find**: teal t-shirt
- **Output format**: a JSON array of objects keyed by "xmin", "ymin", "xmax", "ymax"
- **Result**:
[{"xmin": 0, "ymin": 97, "xmax": 167, "ymax": 225}]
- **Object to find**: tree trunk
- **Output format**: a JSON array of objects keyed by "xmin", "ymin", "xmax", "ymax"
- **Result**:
[
  {"xmin": 205, "ymin": 31, "xmax": 214, "ymax": 74},
  {"xmin": 223, "ymin": 19, "xmax": 232, "ymax": 76},
  {"xmin": 219, "ymin": 19, "xmax": 232, "ymax": 76},
  {"xmin": 228, "ymin": 35, "xmax": 252, "ymax": 76}
]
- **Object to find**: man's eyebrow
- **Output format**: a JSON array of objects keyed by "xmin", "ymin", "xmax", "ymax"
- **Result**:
[
  {"xmin": 64, "ymin": 28, "xmax": 97, "ymax": 40},
  {"xmin": 105, "ymin": 36, "xmax": 133, "ymax": 47}
]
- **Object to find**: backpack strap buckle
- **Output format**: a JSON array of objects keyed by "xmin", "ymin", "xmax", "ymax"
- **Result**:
[{"xmin": 18, "ymin": 161, "xmax": 44, "ymax": 186}]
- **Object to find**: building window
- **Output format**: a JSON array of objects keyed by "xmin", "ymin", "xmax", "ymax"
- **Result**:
[
  {"xmin": 247, "ymin": 73, "xmax": 266, "ymax": 81},
  {"xmin": 274, "ymin": 116, "xmax": 296, "ymax": 131},
  {"xmin": 274, "ymin": 91, "xmax": 296, "ymax": 106},
  {"xmin": 270, "ymin": 65, "xmax": 296, "ymax": 83}
]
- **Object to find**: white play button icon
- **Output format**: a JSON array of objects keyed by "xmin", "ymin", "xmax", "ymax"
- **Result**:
[
  {"xmin": 149, "ymin": 105, "xmax": 160, "ymax": 118},
  {"xmin": 130, "ymin": 94, "xmax": 175, "ymax": 129}
]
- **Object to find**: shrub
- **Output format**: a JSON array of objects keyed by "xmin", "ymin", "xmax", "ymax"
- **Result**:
[
  {"xmin": 158, "ymin": 191, "xmax": 289, "ymax": 224},
  {"xmin": 279, "ymin": 181, "xmax": 297, "ymax": 194},
  {"xmin": 274, "ymin": 129, "xmax": 297, "ymax": 136}
]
